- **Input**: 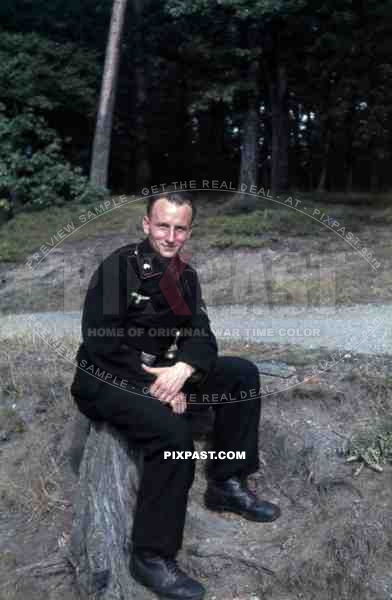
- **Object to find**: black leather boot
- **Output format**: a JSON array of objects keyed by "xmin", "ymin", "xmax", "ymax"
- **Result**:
[
  {"xmin": 130, "ymin": 551, "xmax": 206, "ymax": 599},
  {"xmin": 204, "ymin": 476, "xmax": 281, "ymax": 522}
]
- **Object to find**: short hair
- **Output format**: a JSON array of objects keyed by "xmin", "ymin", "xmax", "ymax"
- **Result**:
[{"xmin": 146, "ymin": 187, "xmax": 195, "ymax": 222}]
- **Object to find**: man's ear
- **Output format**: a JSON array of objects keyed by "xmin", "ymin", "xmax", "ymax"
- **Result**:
[{"xmin": 142, "ymin": 215, "xmax": 150, "ymax": 235}]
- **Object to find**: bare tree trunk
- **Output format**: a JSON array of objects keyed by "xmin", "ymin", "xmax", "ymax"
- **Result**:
[
  {"xmin": 90, "ymin": 0, "xmax": 129, "ymax": 189},
  {"xmin": 317, "ymin": 129, "xmax": 331, "ymax": 193},
  {"xmin": 132, "ymin": 0, "xmax": 151, "ymax": 189},
  {"xmin": 269, "ymin": 62, "xmax": 289, "ymax": 194},
  {"xmin": 237, "ymin": 25, "xmax": 260, "ymax": 207},
  {"xmin": 345, "ymin": 165, "xmax": 353, "ymax": 193},
  {"xmin": 238, "ymin": 87, "xmax": 259, "ymax": 192},
  {"xmin": 199, "ymin": 100, "xmax": 226, "ymax": 181},
  {"xmin": 370, "ymin": 159, "xmax": 379, "ymax": 192},
  {"xmin": 260, "ymin": 23, "xmax": 289, "ymax": 196},
  {"xmin": 344, "ymin": 98, "xmax": 355, "ymax": 193}
]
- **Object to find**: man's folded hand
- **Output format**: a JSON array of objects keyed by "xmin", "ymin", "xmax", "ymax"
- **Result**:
[
  {"xmin": 169, "ymin": 391, "xmax": 187, "ymax": 414},
  {"xmin": 142, "ymin": 362, "xmax": 195, "ymax": 412}
]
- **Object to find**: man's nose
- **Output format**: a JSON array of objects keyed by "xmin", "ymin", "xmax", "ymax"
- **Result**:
[{"xmin": 167, "ymin": 228, "xmax": 175, "ymax": 242}]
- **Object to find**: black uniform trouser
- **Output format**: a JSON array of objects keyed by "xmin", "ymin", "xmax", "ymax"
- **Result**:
[{"xmin": 76, "ymin": 356, "xmax": 261, "ymax": 558}]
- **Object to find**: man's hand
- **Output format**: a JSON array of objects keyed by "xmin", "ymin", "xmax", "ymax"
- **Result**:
[
  {"xmin": 142, "ymin": 361, "xmax": 195, "ymax": 411},
  {"xmin": 170, "ymin": 391, "xmax": 187, "ymax": 414}
]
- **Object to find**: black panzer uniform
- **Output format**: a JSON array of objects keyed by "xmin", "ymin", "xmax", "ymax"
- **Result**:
[{"xmin": 71, "ymin": 237, "xmax": 262, "ymax": 558}]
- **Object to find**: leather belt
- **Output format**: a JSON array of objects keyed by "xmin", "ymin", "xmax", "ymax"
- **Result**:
[
  {"xmin": 140, "ymin": 348, "xmax": 204, "ymax": 385},
  {"xmin": 140, "ymin": 347, "xmax": 177, "ymax": 367},
  {"xmin": 140, "ymin": 330, "xmax": 180, "ymax": 367}
]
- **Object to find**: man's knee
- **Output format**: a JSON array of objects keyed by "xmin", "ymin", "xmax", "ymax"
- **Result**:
[
  {"xmin": 238, "ymin": 357, "xmax": 259, "ymax": 379},
  {"xmin": 223, "ymin": 356, "xmax": 259, "ymax": 383}
]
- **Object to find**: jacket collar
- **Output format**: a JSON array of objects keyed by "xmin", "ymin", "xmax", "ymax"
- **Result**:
[{"xmin": 136, "ymin": 237, "xmax": 182, "ymax": 279}]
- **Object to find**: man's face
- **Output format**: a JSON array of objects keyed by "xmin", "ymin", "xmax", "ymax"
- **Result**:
[{"xmin": 142, "ymin": 198, "xmax": 193, "ymax": 258}]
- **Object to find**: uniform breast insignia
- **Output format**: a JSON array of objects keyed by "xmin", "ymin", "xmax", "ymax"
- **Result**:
[{"xmin": 129, "ymin": 291, "xmax": 150, "ymax": 305}]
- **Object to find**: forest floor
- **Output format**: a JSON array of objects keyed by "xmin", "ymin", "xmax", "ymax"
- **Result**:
[
  {"xmin": 1, "ymin": 194, "xmax": 392, "ymax": 599},
  {"xmin": 1, "ymin": 334, "xmax": 392, "ymax": 600}
]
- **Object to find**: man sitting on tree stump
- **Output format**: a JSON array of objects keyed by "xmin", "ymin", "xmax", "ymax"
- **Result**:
[{"xmin": 71, "ymin": 188, "xmax": 281, "ymax": 600}]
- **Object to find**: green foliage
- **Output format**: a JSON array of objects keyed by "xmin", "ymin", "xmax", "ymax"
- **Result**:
[
  {"xmin": 0, "ymin": 0, "xmax": 113, "ymax": 49},
  {"xmin": 166, "ymin": 0, "xmax": 308, "ymax": 18},
  {"xmin": 346, "ymin": 422, "xmax": 392, "ymax": 474},
  {"xmin": 0, "ymin": 29, "xmax": 99, "ymax": 115},
  {"xmin": 0, "ymin": 198, "xmax": 11, "ymax": 224},
  {"xmin": 1, "ymin": 1, "xmax": 392, "ymax": 194},
  {"xmin": 0, "ymin": 30, "xmax": 102, "ymax": 215},
  {"xmin": 0, "ymin": 105, "xmax": 100, "ymax": 212}
]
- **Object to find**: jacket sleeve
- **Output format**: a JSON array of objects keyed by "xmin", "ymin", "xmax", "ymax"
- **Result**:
[{"xmin": 176, "ymin": 270, "xmax": 218, "ymax": 380}]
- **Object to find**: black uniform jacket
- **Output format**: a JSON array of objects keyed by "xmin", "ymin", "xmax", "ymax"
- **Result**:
[{"xmin": 71, "ymin": 237, "xmax": 218, "ymax": 406}]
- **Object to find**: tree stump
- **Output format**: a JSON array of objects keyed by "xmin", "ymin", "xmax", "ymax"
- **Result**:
[{"xmin": 66, "ymin": 419, "xmax": 148, "ymax": 599}]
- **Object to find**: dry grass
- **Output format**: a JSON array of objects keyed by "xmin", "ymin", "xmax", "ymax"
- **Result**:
[
  {"xmin": 0, "ymin": 335, "xmax": 80, "ymax": 598},
  {"xmin": 270, "ymin": 515, "xmax": 392, "ymax": 600},
  {"xmin": 0, "ymin": 197, "xmax": 147, "ymax": 262},
  {"xmin": 252, "ymin": 348, "xmax": 392, "ymax": 600},
  {"xmin": 0, "ymin": 334, "xmax": 77, "ymax": 521}
]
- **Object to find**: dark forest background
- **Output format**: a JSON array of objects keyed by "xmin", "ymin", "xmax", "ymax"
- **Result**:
[{"xmin": 1, "ymin": 0, "xmax": 392, "ymax": 219}]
